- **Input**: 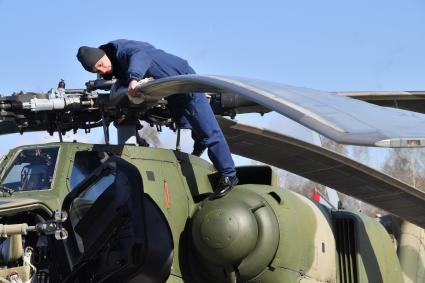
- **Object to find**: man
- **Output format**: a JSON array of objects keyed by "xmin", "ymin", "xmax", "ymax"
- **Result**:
[{"xmin": 76, "ymin": 39, "xmax": 238, "ymax": 198}]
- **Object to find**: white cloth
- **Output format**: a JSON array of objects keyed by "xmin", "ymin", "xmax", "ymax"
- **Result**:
[{"xmin": 127, "ymin": 77, "xmax": 155, "ymax": 105}]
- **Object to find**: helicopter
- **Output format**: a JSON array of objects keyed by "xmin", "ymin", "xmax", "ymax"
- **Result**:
[{"xmin": 0, "ymin": 75, "xmax": 424, "ymax": 282}]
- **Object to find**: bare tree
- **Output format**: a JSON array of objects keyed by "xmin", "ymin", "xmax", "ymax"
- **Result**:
[
  {"xmin": 320, "ymin": 136, "xmax": 347, "ymax": 155},
  {"xmin": 382, "ymin": 148, "xmax": 425, "ymax": 191},
  {"xmin": 278, "ymin": 170, "xmax": 313, "ymax": 197},
  {"xmin": 319, "ymin": 136, "xmax": 385, "ymax": 216},
  {"xmin": 351, "ymin": 145, "xmax": 370, "ymax": 164}
]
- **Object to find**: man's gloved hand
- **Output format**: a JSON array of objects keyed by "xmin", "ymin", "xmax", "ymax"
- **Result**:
[
  {"xmin": 128, "ymin": 80, "xmax": 139, "ymax": 97},
  {"xmin": 127, "ymin": 77, "xmax": 154, "ymax": 104}
]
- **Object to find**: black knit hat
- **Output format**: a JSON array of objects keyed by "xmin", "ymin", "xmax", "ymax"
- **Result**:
[{"xmin": 77, "ymin": 46, "xmax": 106, "ymax": 72}]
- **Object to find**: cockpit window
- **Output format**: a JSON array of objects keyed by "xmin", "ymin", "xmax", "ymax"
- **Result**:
[
  {"xmin": 1, "ymin": 147, "xmax": 59, "ymax": 192},
  {"xmin": 80, "ymin": 174, "xmax": 115, "ymax": 202},
  {"xmin": 69, "ymin": 173, "xmax": 116, "ymax": 228},
  {"xmin": 70, "ymin": 151, "xmax": 108, "ymax": 190}
]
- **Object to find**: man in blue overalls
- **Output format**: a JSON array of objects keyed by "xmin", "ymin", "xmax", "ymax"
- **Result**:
[{"xmin": 77, "ymin": 39, "xmax": 237, "ymax": 198}]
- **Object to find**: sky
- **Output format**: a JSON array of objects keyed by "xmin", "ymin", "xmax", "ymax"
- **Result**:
[{"xmin": 0, "ymin": 0, "xmax": 424, "ymax": 167}]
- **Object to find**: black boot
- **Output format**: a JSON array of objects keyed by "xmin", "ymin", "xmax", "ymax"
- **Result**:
[{"xmin": 210, "ymin": 175, "xmax": 239, "ymax": 199}]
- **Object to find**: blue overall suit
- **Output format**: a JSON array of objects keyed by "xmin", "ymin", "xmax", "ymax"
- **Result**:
[{"xmin": 99, "ymin": 39, "xmax": 236, "ymax": 178}]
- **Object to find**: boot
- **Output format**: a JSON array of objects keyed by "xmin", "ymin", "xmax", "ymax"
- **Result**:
[{"xmin": 210, "ymin": 175, "xmax": 239, "ymax": 199}]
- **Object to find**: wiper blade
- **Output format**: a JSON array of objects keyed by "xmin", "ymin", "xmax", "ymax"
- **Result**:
[{"xmin": 0, "ymin": 185, "xmax": 14, "ymax": 196}]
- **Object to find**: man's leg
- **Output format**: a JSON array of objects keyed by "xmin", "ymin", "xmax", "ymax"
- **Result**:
[
  {"xmin": 167, "ymin": 92, "xmax": 237, "ymax": 198},
  {"xmin": 183, "ymin": 93, "xmax": 236, "ymax": 178},
  {"xmin": 166, "ymin": 94, "xmax": 192, "ymax": 129},
  {"xmin": 191, "ymin": 131, "xmax": 207, "ymax": 157},
  {"xmin": 167, "ymin": 93, "xmax": 204, "ymax": 156}
]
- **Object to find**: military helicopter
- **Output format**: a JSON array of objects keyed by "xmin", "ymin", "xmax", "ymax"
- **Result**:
[{"xmin": 0, "ymin": 75, "xmax": 424, "ymax": 282}]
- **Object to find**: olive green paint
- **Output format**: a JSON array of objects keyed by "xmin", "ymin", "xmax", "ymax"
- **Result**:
[
  {"xmin": 334, "ymin": 211, "xmax": 403, "ymax": 283},
  {"xmin": 398, "ymin": 221, "xmax": 425, "ymax": 283},
  {"xmin": 0, "ymin": 143, "xmax": 410, "ymax": 283}
]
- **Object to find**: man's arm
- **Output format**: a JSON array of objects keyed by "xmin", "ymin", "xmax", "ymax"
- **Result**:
[
  {"xmin": 126, "ymin": 51, "xmax": 152, "ymax": 96},
  {"xmin": 127, "ymin": 51, "xmax": 152, "ymax": 82}
]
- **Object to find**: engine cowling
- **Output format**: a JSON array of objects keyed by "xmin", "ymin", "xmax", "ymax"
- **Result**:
[{"xmin": 190, "ymin": 185, "xmax": 337, "ymax": 282}]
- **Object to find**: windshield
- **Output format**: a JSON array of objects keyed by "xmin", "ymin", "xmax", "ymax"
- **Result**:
[{"xmin": 1, "ymin": 147, "xmax": 59, "ymax": 192}]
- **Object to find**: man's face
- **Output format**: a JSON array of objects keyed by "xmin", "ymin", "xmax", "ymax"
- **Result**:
[{"xmin": 92, "ymin": 55, "xmax": 113, "ymax": 75}]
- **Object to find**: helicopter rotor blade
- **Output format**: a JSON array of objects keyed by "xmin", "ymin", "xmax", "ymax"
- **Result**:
[
  {"xmin": 5, "ymin": 75, "xmax": 425, "ymax": 149},
  {"xmin": 137, "ymin": 75, "xmax": 425, "ymax": 148},
  {"xmin": 338, "ymin": 90, "xmax": 425, "ymax": 114},
  {"xmin": 218, "ymin": 116, "xmax": 425, "ymax": 229}
]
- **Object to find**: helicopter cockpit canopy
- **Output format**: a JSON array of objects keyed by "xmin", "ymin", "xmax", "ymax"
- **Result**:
[{"xmin": 1, "ymin": 147, "xmax": 58, "ymax": 192}]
